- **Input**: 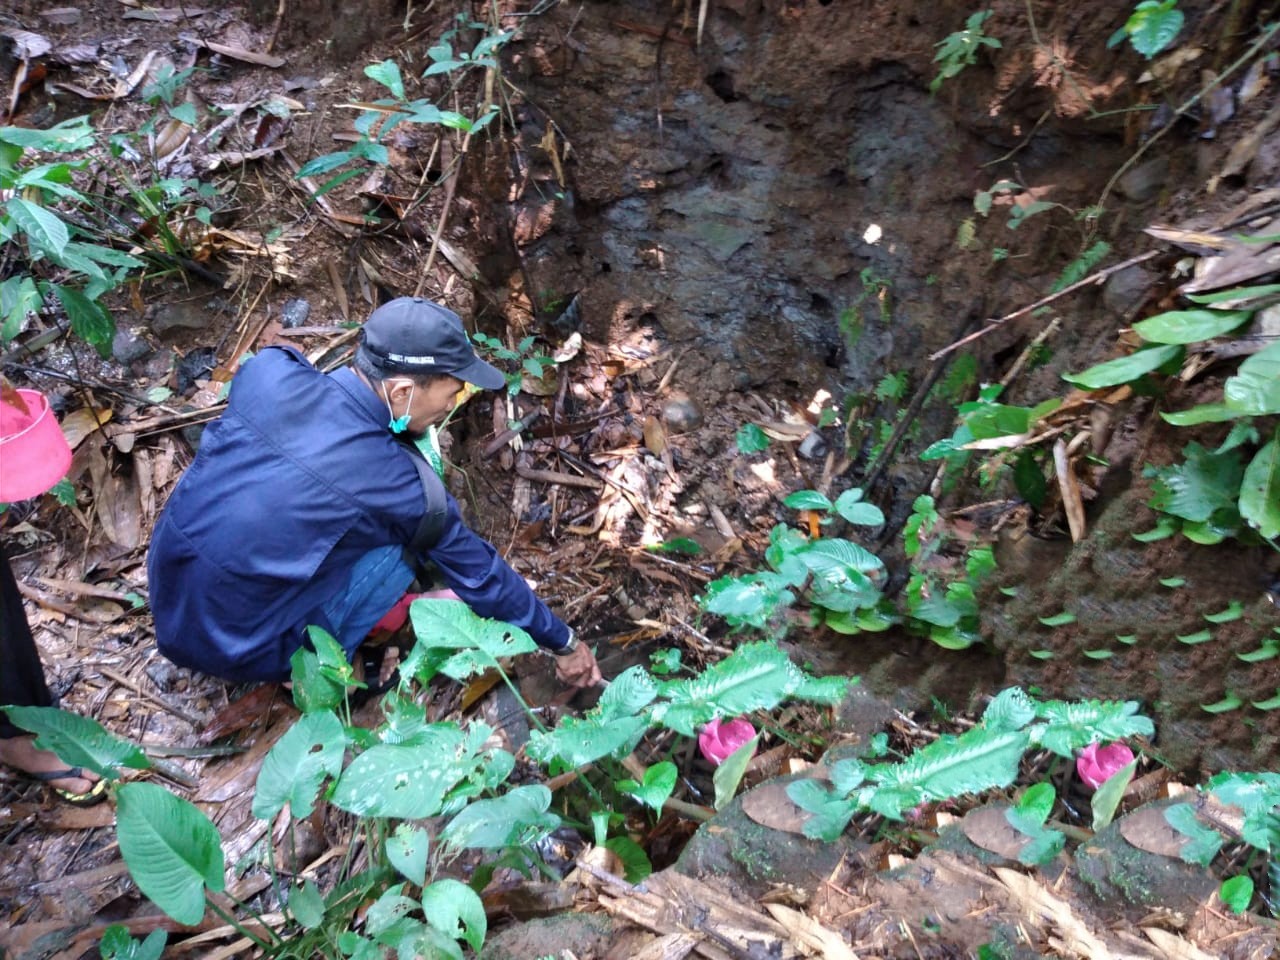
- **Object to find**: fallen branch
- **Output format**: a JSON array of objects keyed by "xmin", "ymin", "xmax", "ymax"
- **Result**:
[
  {"xmin": 514, "ymin": 464, "xmax": 603, "ymax": 490},
  {"xmin": 929, "ymin": 251, "xmax": 1160, "ymax": 361}
]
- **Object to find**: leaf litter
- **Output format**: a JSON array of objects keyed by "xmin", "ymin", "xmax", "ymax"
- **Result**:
[{"xmin": 1, "ymin": 4, "xmax": 1279, "ymax": 960}]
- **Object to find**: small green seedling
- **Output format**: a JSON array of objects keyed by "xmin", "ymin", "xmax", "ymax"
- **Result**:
[
  {"xmin": 1202, "ymin": 693, "xmax": 1243, "ymax": 714},
  {"xmin": 1177, "ymin": 629, "xmax": 1213, "ymax": 645},
  {"xmin": 1038, "ymin": 611, "xmax": 1076, "ymax": 627}
]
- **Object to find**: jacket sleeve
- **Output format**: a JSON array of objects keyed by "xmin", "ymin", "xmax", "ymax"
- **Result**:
[{"xmin": 425, "ymin": 494, "xmax": 571, "ymax": 650}]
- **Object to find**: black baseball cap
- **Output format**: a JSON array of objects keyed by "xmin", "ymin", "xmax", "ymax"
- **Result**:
[{"xmin": 357, "ymin": 297, "xmax": 505, "ymax": 390}]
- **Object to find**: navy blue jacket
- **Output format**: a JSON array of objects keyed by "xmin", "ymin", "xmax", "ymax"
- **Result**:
[{"xmin": 148, "ymin": 346, "xmax": 569, "ymax": 681}]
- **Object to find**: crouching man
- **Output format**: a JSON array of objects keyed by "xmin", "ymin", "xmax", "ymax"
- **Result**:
[{"xmin": 147, "ymin": 297, "xmax": 602, "ymax": 689}]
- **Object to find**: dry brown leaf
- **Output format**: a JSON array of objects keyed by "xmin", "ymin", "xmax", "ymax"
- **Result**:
[
  {"xmin": 960, "ymin": 805, "xmax": 1029, "ymax": 861},
  {"xmin": 764, "ymin": 903, "xmax": 860, "ymax": 960},
  {"xmin": 1118, "ymin": 805, "xmax": 1194, "ymax": 859},
  {"xmin": 994, "ymin": 867, "xmax": 1117, "ymax": 960},
  {"xmin": 1143, "ymin": 224, "xmax": 1235, "ymax": 253},
  {"xmin": 739, "ymin": 777, "xmax": 827, "ymax": 836},
  {"xmin": 87, "ymin": 446, "xmax": 143, "ymax": 549},
  {"xmin": 626, "ymin": 932, "xmax": 699, "ymax": 960},
  {"xmin": 1054, "ymin": 438, "xmax": 1086, "ymax": 542},
  {"xmin": 1137, "ymin": 45, "xmax": 1203, "ymax": 84},
  {"xmin": 61, "ymin": 406, "xmax": 112, "ymax": 449},
  {"xmin": 1209, "ymin": 100, "xmax": 1280, "ymax": 193},
  {"xmin": 539, "ymin": 125, "xmax": 566, "ymax": 188},
  {"xmin": 643, "ymin": 415, "xmax": 667, "ymax": 456},
  {"xmin": 1141, "ymin": 927, "xmax": 1218, "ymax": 960}
]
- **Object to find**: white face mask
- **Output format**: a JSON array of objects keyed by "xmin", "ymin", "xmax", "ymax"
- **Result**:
[{"xmin": 381, "ymin": 379, "xmax": 415, "ymax": 434}]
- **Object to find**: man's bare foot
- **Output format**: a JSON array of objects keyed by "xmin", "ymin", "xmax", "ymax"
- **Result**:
[{"xmin": 0, "ymin": 734, "xmax": 100, "ymax": 796}]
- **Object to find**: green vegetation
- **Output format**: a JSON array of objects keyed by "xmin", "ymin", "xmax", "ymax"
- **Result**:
[
  {"xmin": 1108, "ymin": 1, "xmax": 1185, "ymax": 58},
  {"xmin": 6, "ymin": 600, "xmax": 849, "ymax": 952},
  {"xmin": 295, "ymin": 18, "xmax": 510, "ymax": 197},
  {"xmin": 787, "ymin": 687, "xmax": 1153, "ymax": 839},
  {"xmin": 931, "ymin": 10, "xmax": 1001, "ymax": 93},
  {"xmin": 1062, "ymin": 284, "xmax": 1280, "ymax": 546}
]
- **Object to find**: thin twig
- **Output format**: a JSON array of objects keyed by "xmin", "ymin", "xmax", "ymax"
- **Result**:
[
  {"xmin": 98, "ymin": 666, "xmax": 206, "ymax": 727},
  {"xmin": 1098, "ymin": 21, "xmax": 1280, "ymax": 211},
  {"xmin": 928, "ymin": 251, "xmax": 1160, "ymax": 361}
]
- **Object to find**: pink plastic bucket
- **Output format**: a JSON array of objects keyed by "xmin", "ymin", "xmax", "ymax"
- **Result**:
[{"xmin": 0, "ymin": 389, "xmax": 73, "ymax": 502}]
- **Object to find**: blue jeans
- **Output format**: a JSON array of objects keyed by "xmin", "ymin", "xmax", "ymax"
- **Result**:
[{"xmin": 320, "ymin": 546, "xmax": 415, "ymax": 660}]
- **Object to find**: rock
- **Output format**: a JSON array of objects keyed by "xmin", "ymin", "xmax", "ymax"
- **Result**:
[
  {"xmin": 147, "ymin": 301, "xmax": 207, "ymax": 337},
  {"xmin": 1101, "ymin": 265, "xmax": 1153, "ymax": 316},
  {"xmin": 797, "ymin": 430, "xmax": 827, "ymax": 460},
  {"xmin": 176, "ymin": 347, "xmax": 217, "ymax": 395},
  {"xmin": 661, "ymin": 391, "xmax": 704, "ymax": 432},
  {"xmin": 111, "ymin": 327, "xmax": 153, "ymax": 364},
  {"xmin": 144, "ymin": 660, "xmax": 180, "ymax": 692},
  {"xmin": 676, "ymin": 773, "xmax": 864, "ymax": 896},
  {"xmin": 141, "ymin": 348, "xmax": 175, "ymax": 381},
  {"xmin": 1115, "ymin": 157, "xmax": 1169, "ymax": 203},
  {"xmin": 481, "ymin": 914, "xmax": 614, "ymax": 960},
  {"xmin": 280, "ymin": 297, "xmax": 311, "ymax": 328},
  {"xmin": 1073, "ymin": 798, "xmax": 1217, "ymax": 912}
]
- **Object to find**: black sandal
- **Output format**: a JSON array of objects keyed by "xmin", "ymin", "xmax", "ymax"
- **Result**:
[{"xmin": 24, "ymin": 767, "xmax": 109, "ymax": 806}]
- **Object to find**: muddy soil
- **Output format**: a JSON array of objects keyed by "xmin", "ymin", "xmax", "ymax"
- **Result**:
[{"xmin": 502, "ymin": 0, "xmax": 1280, "ymax": 773}]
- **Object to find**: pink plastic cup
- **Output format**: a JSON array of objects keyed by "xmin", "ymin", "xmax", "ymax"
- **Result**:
[{"xmin": 0, "ymin": 389, "xmax": 73, "ymax": 502}]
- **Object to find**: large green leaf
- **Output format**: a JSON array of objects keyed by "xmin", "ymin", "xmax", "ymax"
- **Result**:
[
  {"xmin": 701, "ymin": 572, "xmax": 796, "ymax": 629},
  {"xmin": 1062, "ymin": 344, "xmax": 1182, "ymax": 389},
  {"xmin": 620, "ymin": 760, "xmax": 678, "ymax": 812},
  {"xmin": 0, "ymin": 275, "xmax": 41, "ymax": 342},
  {"xmin": 1240, "ymin": 435, "xmax": 1280, "ymax": 540},
  {"xmin": 1125, "ymin": 0, "xmax": 1184, "ymax": 57},
  {"xmin": 833, "ymin": 488, "xmax": 885, "ymax": 527},
  {"xmin": 406, "ymin": 599, "xmax": 536, "ymax": 682},
  {"xmin": 1132, "ymin": 309, "xmax": 1252, "ymax": 344},
  {"xmin": 1187, "ymin": 282, "xmax": 1280, "ymax": 307},
  {"xmin": 1161, "ymin": 403, "xmax": 1241, "ymax": 426},
  {"xmin": 330, "ymin": 728, "xmax": 474, "ymax": 819},
  {"xmin": 2, "ymin": 705, "xmax": 150, "ymax": 779},
  {"xmin": 252, "ymin": 710, "xmax": 346, "ymax": 820},
  {"xmin": 783, "ymin": 490, "xmax": 833, "ymax": 511},
  {"xmin": 1206, "ymin": 772, "xmax": 1280, "ymax": 852},
  {"xmin": 1146, "ymin": 443, "xmax": 1244, "ymax": 524},
  {"xmin": 594, "ymin": 665, "xmax": 658, "ymax": 722},
  {"xmin": 116, "ymin": 783, "xmax": 225, "ymax": 926},
  {"xmin": 439, "ymin": 784, "xmax": 558, "ymax": 852},
  {"xmin": 7, "ymin": 196, "xmax": 69, "ymax": 257},
  {"xmin": 785, "ymin": 779, "xmax": 859, "ymax": 841},
  {"xmin": 712, "ymin": 737, "xmax": 758, "ymax": 811},
  {"xmin": 52, "ymin": 284, "xmax": 115, "ymax": 355},
  {"xmin": 653, "ymin": 642, "xmax": 803, "ymax": 736},
  {"xmin": 1164, "ymin": 803, "xmax": 1224, "ymax": 866},
  {"xmin": 982, "ymin": 687, "xmax": 1036, "ymax": 732},
  {"xmin": 1224, "ymin": 341, "xmax": 1280, "ymax": 415},
  {"xmin": 1091, "ymin": 757, "xmax": 1138, "ymax": 831},
  {"xmin": 364, "ymin": 60, "xmax": 405, "ymax": 99},
  {"xmin": 526, "ymin": 713, "xmax": 648, "ymax": 768},
  {"xmin": 0, "ymin": 116, "xmax": 94, "ymax": 151},
  {"xmin": 385, "ymin": 824, "xmax": 430, "ymax": 886},
  {"xmin": 421, "ymin": 879, "xmax": 486, "ymax": 953},
  {"xmin": 800, "ymin": 537, "xmax": 885, "ymax": 576},
  {"xmin": 870, "ymin": 727, "xmax": 1030, "ymax": 814},
  {"xmin": 1032, "ymin": 698, "xmax": 1154, "ymax": 757},
  {"xmin": 99, "ymin": 925, "xmax": 168, "ymax": 960},
  {"xmin": 290, "ymin": 647, "xmax": 344, "ymax": 713}
]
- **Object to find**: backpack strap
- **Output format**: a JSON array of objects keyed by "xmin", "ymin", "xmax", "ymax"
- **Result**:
[{"xmin": 396, "ymin": 439, "xmax": 449, "ymax": 558}]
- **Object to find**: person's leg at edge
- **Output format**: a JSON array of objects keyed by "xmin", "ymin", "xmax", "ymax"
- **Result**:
[
  {"xmin": 320, "ymin": 546, "xmax": 417, "ymax": 662},
  {"xmin": 0, "ymin": 545, "xmax": 99, "ymax": 797}
]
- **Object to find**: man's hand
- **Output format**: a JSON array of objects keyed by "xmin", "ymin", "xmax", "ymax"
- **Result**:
[{"xmin": 554, "ymin": 642, "xmax": 603, "ymax": 689}]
